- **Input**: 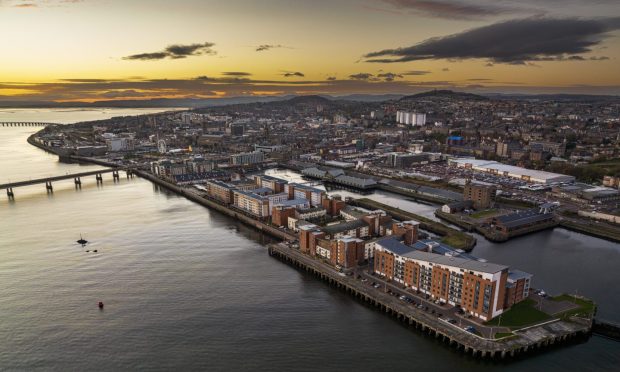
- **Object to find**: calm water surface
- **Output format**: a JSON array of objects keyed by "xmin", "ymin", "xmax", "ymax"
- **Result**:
[{"xmin": 0, "ymin": 110, "xmax": 618, "ymax": 371}]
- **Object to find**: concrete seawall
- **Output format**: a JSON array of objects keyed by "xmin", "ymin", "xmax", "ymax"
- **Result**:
[
  {"xmin": 67, "ymin": 156, "xmax": 297, "ymax": 242},
  {"xmin": 136, "ymin": 171, "xmax": 298, "ymax": 242}
]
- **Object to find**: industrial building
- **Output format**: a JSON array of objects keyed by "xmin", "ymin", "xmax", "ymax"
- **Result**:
[{"xmin": 449, "ymin": 158, "xmax": 575, "ymax": 184}]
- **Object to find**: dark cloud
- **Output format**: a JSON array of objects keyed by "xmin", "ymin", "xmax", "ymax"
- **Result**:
[
  {"xmin": 256, "ymin": 44, "xmax": 289, "ymax": 52},
  {"xmin": 442, "ymin": 67, "xmax": 450, "ymax": 71},
  {"xmin": 326, "ymin": 76, "xmax": 337, "ymax": 81},
  {"xmin": 467, "ymin": 78, "xmax": 493, "ymax": 81},
  {"xmin": 349, "ymin": 73, "xmax": 375, "ymax": 80},
  {"xmin": 123, "ymin": 42, "xmax": 216, "ymax": 60},
  {"xmin": 282, "ymin": 71, "xmax": 304, "ymax": 77},
  {"xmin": 221, "ymin": 72, "xmax": 252, "ymax": 77},
  {"xmin": 364, "ymin": 17, "xmax": 620, "ymax": 64},
  {"xmin": 379, "ymin": 0, "xmax": 511, "ymax": 20},
  {"xmin": 403, "ymin": 70, "xmax": 431, "ymax": 75},
  {"xmin": 377, "ymin": 72, "xmax": 404, "ymax": 81}
]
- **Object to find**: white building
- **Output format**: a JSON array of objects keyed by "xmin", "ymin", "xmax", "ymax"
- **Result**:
[
  {"xmin": 396, "ymin": 111, "xmax": 426, "ymax": 126},
  {"xmin": 449, "ymin": 158, "xmax": 575, "ymax": 184},
  {"xmin": 230, "ymin": 151, "xmax": 265, "ymax": 165}
]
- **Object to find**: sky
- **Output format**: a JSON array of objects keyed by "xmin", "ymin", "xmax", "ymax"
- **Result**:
[{"xmin": 1, "ymin": 0, "xmax": 620, "ymax": 102}]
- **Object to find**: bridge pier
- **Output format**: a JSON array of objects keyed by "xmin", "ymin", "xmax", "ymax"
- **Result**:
[
  {"xmin": 7, "ymin": 188, "xmax": 14, "ymax": 199},
  {"xmin": 45, "ymin": 181, "xmax": 53, "ymax": 193},
  {"xmin": 74, "ymin": 177, "xmax": 81, "ymax": 188},
  {"xmin": 126, "ymin": 170, "xmax": 134, "ymax": 179},
  {"xmin": 112, "ymin": 171, "xmax": 120, "ymax": 182},
  {"xmin": 96, "ymin": 173, "xmax": 103, "ymax": 184}
]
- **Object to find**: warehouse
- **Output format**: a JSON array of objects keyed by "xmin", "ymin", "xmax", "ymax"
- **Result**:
[{"xmin": 449, "ymin": 158, "xmax": 575, "ymax": 184}]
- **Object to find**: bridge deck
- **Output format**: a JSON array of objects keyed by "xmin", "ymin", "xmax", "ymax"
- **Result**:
[{"xmin": 0, "ymin": 169, "xmax": 119, "ymax": 189}]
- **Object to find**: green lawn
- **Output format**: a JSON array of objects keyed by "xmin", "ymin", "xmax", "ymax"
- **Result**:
[
  {"xmin": 494, "ymin": 332, "xmax": 515, "ymax": 339},
  {"xmin": 441, "ymin": 234, "xmax": 469, "ymax": 248},
  {"xmin": 485, "ymin": 299, "xmax": 551, "ymax": 328},
  {"xmin": 551, "ymin": 294, "xmax": 596, "ymax": 319}
]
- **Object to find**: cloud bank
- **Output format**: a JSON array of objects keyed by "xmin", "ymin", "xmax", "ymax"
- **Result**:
[{"xmin": 364, "ymin": 17, "xmax": 620, "ymax": 64}]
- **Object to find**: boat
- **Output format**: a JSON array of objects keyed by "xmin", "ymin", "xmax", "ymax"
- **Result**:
[{"xmin": 77, "ymin": 234, "xmax": 88, "ymax": 246}]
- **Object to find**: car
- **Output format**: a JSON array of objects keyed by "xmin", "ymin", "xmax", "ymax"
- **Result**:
[
  {"xmin": 399, "ymin": 295, "xmax": 406, "ymax": 301},
  {"xmin": 465, "ymin": 326, "xmax": 476, "ymax": 333}
]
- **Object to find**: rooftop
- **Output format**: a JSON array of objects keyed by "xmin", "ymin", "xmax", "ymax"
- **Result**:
[
  {"xmin": 322, "ymin": 219, "xmax": 368, "ymax": 235},
  {"xmin": 376, "ymin": 236, "xmax": 508, "ymax": 274}
]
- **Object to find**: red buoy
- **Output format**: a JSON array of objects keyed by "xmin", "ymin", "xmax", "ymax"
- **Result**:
[{"xmin": 98, "ymin": 301, "xmax": 104, "ymax": 309}]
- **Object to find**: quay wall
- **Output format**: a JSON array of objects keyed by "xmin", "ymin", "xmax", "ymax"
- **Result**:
[{"xmin": 133, "ymin": 170, "xmax": 298, "ymax": 242}]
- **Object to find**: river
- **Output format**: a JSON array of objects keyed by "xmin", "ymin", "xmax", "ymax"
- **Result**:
[{"xmin": 0, "ymin": 109, "xmax": 618, "ymax": 371}]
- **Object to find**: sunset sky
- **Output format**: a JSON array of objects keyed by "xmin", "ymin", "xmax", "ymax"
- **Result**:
[{"xmin": 1, "ymin": 0, "xmax": 620, "ymax": 102}]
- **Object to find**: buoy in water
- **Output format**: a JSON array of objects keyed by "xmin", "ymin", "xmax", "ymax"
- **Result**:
[{"xmin": 98, "ymin": 301, "xmax": 104, "ymax": 309}]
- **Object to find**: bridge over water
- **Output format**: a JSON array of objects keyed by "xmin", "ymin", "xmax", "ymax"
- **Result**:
[
  {"xmin": 0, "ymin": 122, "xmax": 58, "ymax": 127},
  {"xmin": 1, "ymin": 168, "xmax": 134, "ymax": 199}
]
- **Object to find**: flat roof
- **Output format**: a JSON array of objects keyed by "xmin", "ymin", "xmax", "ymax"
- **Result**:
[
  {"xmin": 322, "ymin": 219, "xmax": 368, "ymax": 235},
  {"xmin": 451, "ymin": 158, "xmax": 574, "ymax": 182},
  {"xmin": 495, "ymin": 209, "xmax": 554, "ymax": 228},
  {"xmin": 377, "ymin": 237, "xmax": 508, "ymax": 274}
]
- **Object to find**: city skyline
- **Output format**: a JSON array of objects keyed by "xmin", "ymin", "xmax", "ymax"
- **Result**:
[{"xmin": 2, "ymin": 0, "xmax": 620, "ymax": 102}]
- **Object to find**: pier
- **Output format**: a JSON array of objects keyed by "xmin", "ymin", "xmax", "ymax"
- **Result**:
[
  {"xmin": 268, "ymin": 242, "xmax": 593, "ymax": 359},
  {"xmin": 1, "ymin": 169, "xmax": 133, "ymax": 199},
  {"xmin": 0, "ymin": 122, "xmax": 57, "ymax": 127}
]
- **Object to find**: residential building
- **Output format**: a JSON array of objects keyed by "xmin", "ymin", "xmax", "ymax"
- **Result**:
[
  {"xmin": 463, "ymin": 181, "xmax": 496, "ymax": 209},
  {"xmin": 230, "ymin": 151, "xmax": 264, "ymax": 165},
  {"xmin": 373, "ymin": 236, "xmax": 513, "ymax": 321}
]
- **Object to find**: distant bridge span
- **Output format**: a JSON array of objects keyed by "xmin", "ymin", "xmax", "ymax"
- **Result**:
[
  {"xmin": 1, "ymin": 168, "xmax": 135, "ymax": 199},
  {"xmin": 0, "ymin": 122, "xmax": 59, "ymax": 127}
]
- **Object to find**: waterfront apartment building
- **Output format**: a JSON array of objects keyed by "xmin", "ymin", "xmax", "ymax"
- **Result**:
[
  {"xmin": 230, "ymin": 151, "xmax": 265, "ymax": 165},
  {"xmin": 315, "ymin": 236, "xmax": 365, "ymax": 269},
  {"xmin": 505, "ymin": 270, "xmax": 532, "ymax": 308},
  {"xmin": 463, "ymin": 181, "xmax": 496, "ymax": 209},
  {"xmin": 233, "ymin": 190, "xmax": 270, "ymax": 217},
  {"xmin": 285, "ymin": 183, "xmax": 326, "ymax": 207},
  {"xmin": 254, "ymin": 175, "xmax": 288, "ymax": 193},
  {"xmin": 206, "ymin": 180, "xmax": 235, "ymax": 204},
  {"xmin": 373, "ymin": 236, "xmax": 512, "ymax": 321}
]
